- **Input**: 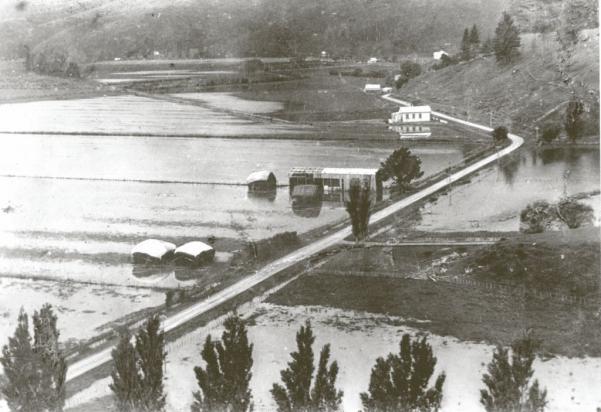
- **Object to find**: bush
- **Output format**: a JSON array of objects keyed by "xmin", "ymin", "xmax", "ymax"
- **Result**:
[
  {"xmin": 491, "ymin": 126, "xmax": 508, "ymax": 142},
  {"xmin": 540, "ymin": 122, "xmax": 561, "ymax": 143},
  {"xmin": 165, "ymin": 290, "xmax": 174, "ymax": 308},
  {"xmin": 378, "ymin": 147, "xmax": 424, "ymax": 192},
  {"xmin": 399, "ymin": 60, "xmax": 422, "ymax": 79},
  {"xmin": 519, "ymin": 200, "xmax": 556, "ymax": 233}
]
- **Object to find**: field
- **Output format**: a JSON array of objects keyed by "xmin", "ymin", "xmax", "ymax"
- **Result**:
[
  {"xmin": 64, "ymin": 303, "xmax": 601, "ymax": 412},
  {"xmin": 0, "ymin": 60, "xmax": 114, "ymax": 104}
]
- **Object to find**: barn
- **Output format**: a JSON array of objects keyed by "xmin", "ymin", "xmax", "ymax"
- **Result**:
[{"xmin": 247, "ymin": 170, "xmax": 277, "ymax": 192}]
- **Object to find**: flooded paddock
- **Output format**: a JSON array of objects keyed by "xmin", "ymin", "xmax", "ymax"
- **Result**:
[
  {"xmin": 0, "ymin": 95, "xmax": 304, "ymax": 136},
  {"xmin": 0, "ymin": 132, "xmax": 475, "ymax": 287},
  {"xmin": 413, "ymin": 147, "xmax": 600, "ymax": 232}
]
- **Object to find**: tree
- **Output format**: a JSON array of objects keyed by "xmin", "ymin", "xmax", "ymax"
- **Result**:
[
  {"xmin": 540, "ymin": 122, "xmax": 561, "ymax": 143},
  {"xmin": 360, "ymin": 334, "xmax": 446, "ymax": 412},
  {"xmin": 0, "ymin": 309, "xmax": 45, "ymax": 412},
  {"xmin": 135, "ymin": 315, "xmax": 167, "ymax": 412},
  {"xmin": 192, "ymin": 314, "xmax": 253, "ymax": 412},
  {"xmin": 32, "ymin": 304, "xmax": 67, "ymax": 412},
  {"xmin": 480, "ymin": 335, "xmax": 547, "ymax": 412},
  {"xmin": 378, "ymin": 147, "xmax": 424, "ymax": 192},
  {"xmin": 345, "ymin": 184, "xmax": 371, "ymax": 242},
  {"xmin": 493, "ymin": 12, "xmax": 521, "ymax": 65},
  {"xmin": 399, "ymin": 61, "xmax": 422, "ymax": 80},
  {"xmin": 519, "ymin": 201, "xmax": 556, "ymax": 233},
  {"xmin": 0, "ymin": 305, "xmax": 67, "ymax": 412},
  {"xmin": 564, "ymin": 99, "xmax": 584, "ymax": 141},
  {"xmin": 271, "ymin": 321, "xmax": 343, "ymax": 412},
  {"xmin": 110, "ymin": 332, "xmax": 141, "ymax": 412},
  {"xmin": 469, "ymin": 24, "xmax": 480, "ymax": 50},
  {"xmin": 491, "ymin": 126, "xmax": 508, "ymax": 143},
  {"xmin": 461, "ymin": 28, "xmax": 471, "ymax": 60},
  {"xmin": 481, "ymin": 37, "xmax": 494, "ymax": 54},
  {"xmin": 556, "ymin": 198, "xmax": 594, "ymax": 229}
]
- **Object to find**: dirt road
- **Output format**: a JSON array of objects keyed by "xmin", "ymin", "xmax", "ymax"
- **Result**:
[{"xmin": 65, "ymin": 95, "xmax": 524, "ymax": 382}]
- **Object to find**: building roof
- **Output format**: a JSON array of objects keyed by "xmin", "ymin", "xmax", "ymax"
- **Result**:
[
  {"xmin": 246, "ymin": 170, "xmax": 275, "ymax": 184},
  {"xmin": 396, "ymin": 105, "xmax": 431, "ymax": 113},
  {"xmin": 364, "ymin": 84, "xmax": 381, "ymax": 90},
  {"xmin": 322, "ymin": 167, "xmax": 378, "ymax": 176},
  {"xmin": 289, "ymin": 167, "xmax": 378, "ymax": 177},
  {"xmin": 175, "ymin": 241, "xmax": 213, "ymax": 257},
  {"xmin": 131, "ymin": 239, "xmax": 176, "ymax": 259}
]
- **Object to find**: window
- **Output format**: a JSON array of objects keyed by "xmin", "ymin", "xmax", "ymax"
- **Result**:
[{"xmin": 418, "ymin": 113, "xmax": 421, "ymax": 119}]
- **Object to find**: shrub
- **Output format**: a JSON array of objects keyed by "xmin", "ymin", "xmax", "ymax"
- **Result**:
[
  {"xmin": 540, "ymin": 122, "xmax": 561, "ymax": 143},
  {"xmin": 491, "ymin": 126, "xmax": 508, "ymax": 142}
]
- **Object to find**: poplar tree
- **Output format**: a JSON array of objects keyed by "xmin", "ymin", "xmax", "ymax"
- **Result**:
[
  {"xmin": 346, "ymin": 184, "xmax": 371, "ymax": 242},
  {"xmin": 0, "ymin": 309, "xmax": 44, "ymax": 412},
  {"xmin": 110, "ymin": 332, "xmax": 141, "ymax": 412},
  {"xmin": 493, "ymin": 12, "xmax": 521, "ymax": 65},
  {"xmin": 461, "ymin": 28, "xmax": 471, "ymax": 60},
  {"xmin": 360, "ymin": 334, "xmax": 446, "ymax": 412},
  {"xmin": 192, "ymin": 314, "xmax": 254, "ymax": 412},
  {"xmin": 32, "ymin": 304, "xmax": 67, "ymax": 412},
  {"xmin": 469, "ymin": 25, "xmax": 480, "ymax": 49},
  {"xmin": 271, "ymin": 321, "xmax": 343, "ymax": 412},
  {"xmin": 0, "ymin": 305, "xmax": 67, "ymax": 412},
  {"xmin": 480, "ymin": 335, "xmax": 547, "ymax": 412},
  {"xmin": 136, "ymin": 315, "xmax": 167, "ymax": 412}
]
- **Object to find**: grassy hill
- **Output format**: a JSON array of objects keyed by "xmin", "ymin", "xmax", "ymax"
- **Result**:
[{"xmin": 398, "ymin": 28, "xmax": 599, "ymax": 141}]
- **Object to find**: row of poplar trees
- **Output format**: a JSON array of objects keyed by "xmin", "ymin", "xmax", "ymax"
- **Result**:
[{"xmin": 1, "ymin": 306, "xmax": 549, "ymax": 412}]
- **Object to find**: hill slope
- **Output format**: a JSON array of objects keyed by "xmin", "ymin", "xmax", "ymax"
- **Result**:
[{"xmin": 399, "ymin": 29, "xmax": 599, "ymax": 140}]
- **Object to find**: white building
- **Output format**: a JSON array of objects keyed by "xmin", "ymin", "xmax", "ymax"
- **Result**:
[
  {"xmin": 433, "ymin": 50, "xmax": 449, "ymax": 60},
  {"xmin": 367, "ymin": 57, "xmax": 379, "ymax": 64},
  {"xmin": 364, "ymin": 83, "xmax": 382, "ymax": 93},
  {"xmin": 389, "ymin": 105, "xmax": 432, "ymax": 123}
]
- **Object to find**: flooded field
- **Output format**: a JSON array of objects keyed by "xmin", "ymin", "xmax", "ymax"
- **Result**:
[
  {"xmin": 409, "ymin": 147, "xmax": 600, "ymax": 232},
  {"xmin": 0, "ymin": 132, "xmax": 474, "ymax": 287},
  {"xmin": 0, "ymin": 277, "xmax": 163, "ymax": 344},
  {"xmin": 0, "ymin": 95, "xmax": 304, "ymax": 136},
  {"xmin": 66, "ymin": 303, "xmax": 601, "ymax": 412}
]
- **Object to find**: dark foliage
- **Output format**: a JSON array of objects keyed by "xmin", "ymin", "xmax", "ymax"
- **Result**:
[
  {"xmin": 0, "ymin": 305, "xmax": 67, "ymax": 412},
  {"xmin": 480, "ymin": 335, "xmax": 547, "ymax": 412},
  {"xmin": 360, "ymin": 334, "xmax": 446, "ymax": 412},
  {"xmin": 564, "ymin": 99, "xmax": 584, "ymax": 141},
  {"xmin": 110, "ymin": 315, "xmax": 167, "ymax": 412},
  {"xmin": 399, "ymin": 61, "xmax": 422, "ymax": 79},
  {"xmin": 110, "ymin": 332, "xmax": 141, "ymax": 412},
  {"xmin": 520, "ymin": 198, "xmax": 594, "ymax": 233},
  {"xmin": 491, "ymin": 126, "xmax": 508, "ymax": 143},
  {"xmin": 165, "ymin": 290, "xmax": 175, "ymax": 308},
  {"xmin": 271, "ymin": 321, "xmax": 343, "ymax": 412},
  {"xmin": 192, "ymin": 314, "xmax": 253, "ymax": 412},
  {"xmin": 461, "ymin": 28, "xmax": 471, "ymax": 60},
  {"xmin": 345, "ymin": 184, "xmax": 371, "ymax": 242},
  {"xmin": 540, "ymin": 122, "xmax": 561, "ymax": 143},
  {"xmin": 556, "ymin": 198, "xmax": 594, "ymax": 229},
  {"xmin": 136, "ymin": 315, "xmax": 167, "ymax": 412},
  {"xmin": 493, "ymin": 12, "xmax": 521, "ymax": 65},
  {"xmin": 432, "ymin": 53, "xmax": 457, "ymax": 70},
  {"xmin": 519, "ymin": 200, "xmax": 555, "ymax": 233},
  {"xmin": 378, "ymin": 147, "xmax": 424, "ymax": 192},
  {"xmin": 469, "ymin": 25, "xmax": 480, "ymax": 48}
]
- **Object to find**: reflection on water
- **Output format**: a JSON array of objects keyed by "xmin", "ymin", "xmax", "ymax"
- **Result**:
[
  {"xmin": 247, "ymin": 190, "xmax": 277, "ymax": 202},
  {"xmin": 414, "ymin": 147, "xmax": 600, "ymax": 232},
  {"xmin": 292, "ymin": 198, "xmax": 323, "ymax": 218}
]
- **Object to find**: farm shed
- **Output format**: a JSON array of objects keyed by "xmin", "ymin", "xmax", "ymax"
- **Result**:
[
  {"xmin": 363, "ymin": 84, "xmax": 382, "ymax": 93},
  {"xmin": 389, "ymin": 105, "xmax": 432, "ymax": 124},
  {"xmin": 131, "ymin": 239, "xmax": 176, "ymax": 264},
  {"xmin": 288, "ymin": 167, "xmax": 382, "ymax": 202},
  {"xmin": 246, "ymin": 170, "xmax": 277, "ymax": 192},
  {"xmin": 174, "ymin": 241, "xmax": 215, "ymax": 266}
]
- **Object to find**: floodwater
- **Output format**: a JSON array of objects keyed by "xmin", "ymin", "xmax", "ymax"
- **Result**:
[
  {"xmin": 0, "ymin": 95, "xmax": 304, "ymax": 136},
  {"xmin": 414, "ymin": 147, "xmax": 600, "ymax": 232},
  {"xmin": 66, "ymin": 303, "xmax": 601, "ymax": 412},
  {"xmin": 0, "ymin": 132, "xmax": 472, "ymax": 287}
]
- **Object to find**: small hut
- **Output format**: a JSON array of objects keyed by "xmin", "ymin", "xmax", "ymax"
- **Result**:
[
  {"xmin": 174, "ymin": 241, "xmax": 215, "ymax": 266},
  {"xmin": 246, "ymin": 170, "xmax": 277, "ymax": 193},
  {"xmin": 131, "ymin": 239, "xmax": 176, "ymax": 264}
]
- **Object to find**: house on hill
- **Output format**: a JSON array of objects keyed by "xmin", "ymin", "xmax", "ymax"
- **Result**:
[
  {"xmin": 433, "ymin": 50, "xmax": 449, "ymax": 60},
  {"xmin": 389, "ymin": 105, "xmax": 432, "ymax": 124},
  {"xmin": 364, "ymin": 84, "xmax": 382, "ymax": 93}
]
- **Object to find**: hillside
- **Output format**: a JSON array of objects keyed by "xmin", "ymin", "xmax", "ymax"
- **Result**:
[
  {"xmin": 399, "ymin": 28, "xmax": 599, "ymax": 141},
  {"xmin": 2, "ymin": 0, "xmax": 511, "ymax": 62}
]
